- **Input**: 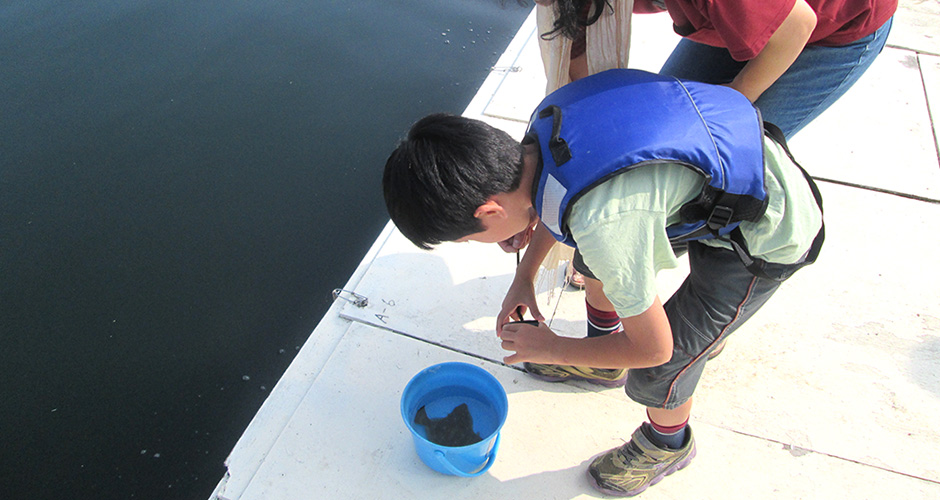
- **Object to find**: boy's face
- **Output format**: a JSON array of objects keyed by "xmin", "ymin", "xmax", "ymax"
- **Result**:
[{"xmin": 455, "ymin": 143, "xmax": 539, "ymax": 245}]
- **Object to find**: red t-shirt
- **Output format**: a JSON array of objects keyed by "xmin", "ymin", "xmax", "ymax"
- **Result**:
[{"xmin": 640, "ymin": 0, "xmax": 897, "ymax": 61}]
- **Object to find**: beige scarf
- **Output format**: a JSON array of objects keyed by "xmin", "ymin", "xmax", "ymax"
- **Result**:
[
  {"xmin": 534, "ymin": 1, "xmax": 634, "ymax": 280},
  {"xmin": 536, "ymin": 1, "xmax": 634, "ymax": 93}
]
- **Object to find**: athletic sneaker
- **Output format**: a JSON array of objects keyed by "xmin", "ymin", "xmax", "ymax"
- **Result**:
[
  {"xmin": 588, "ymin": 423, "xmax": 696, "ymax": 497},
  {"xmin": 522, "ymin": 362, "xmax": 627, "ymax": 388}
]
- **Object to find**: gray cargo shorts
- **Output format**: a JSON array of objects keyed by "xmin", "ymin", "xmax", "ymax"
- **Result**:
[{"xmin": 573, "ymin": 241, "xmax": 808, "ymax": 409}]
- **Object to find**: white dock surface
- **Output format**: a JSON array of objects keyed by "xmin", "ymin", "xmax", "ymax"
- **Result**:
[{"xmin": 212, "ymin": 4, "xmax": 940, "ymax": 499}]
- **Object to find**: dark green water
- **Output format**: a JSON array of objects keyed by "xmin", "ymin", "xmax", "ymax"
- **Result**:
[{"xmin": 0, "ymin": 1, "xmax": 531, "ymax": 498}]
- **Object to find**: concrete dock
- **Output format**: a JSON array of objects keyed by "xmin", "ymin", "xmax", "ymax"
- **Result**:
[{"xmin": 211, "ymin": 4, "xmax": 940, "ymax": 499}]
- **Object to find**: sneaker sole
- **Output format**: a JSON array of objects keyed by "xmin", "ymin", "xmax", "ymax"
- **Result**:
[
  {"xmin": 525, "ymin": 370, "xmax": 628, "ymax": 388},
  {"xmin": 586, "ymin": 446, "xmax": 697, "ymax": 497}
]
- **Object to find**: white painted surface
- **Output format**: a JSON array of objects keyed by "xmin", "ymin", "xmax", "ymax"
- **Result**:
[
  {"xmin": 335, "ymin": 231, "xmax": 570, "ymax": 367},
  {"xmin": 921, "ymin": 53, "xmax": 940, "ymax": 156},
  {"xmin": 693, "ymin": 182, "xmax": 940, "ymax": 481},
  {"xmin": 790, "ymin": 47, "xmax": 940, "ymax": 200},
  {"xmin": 891, "ymin": 0, "xmax": 940, "ymax": 56},
  {"xmin": 226, "ymin": 323, "xmax": 940, "ymax": 500},
  {"xmin": 464, "ymin": 9, "xmax": 542, "ymax": 140}
]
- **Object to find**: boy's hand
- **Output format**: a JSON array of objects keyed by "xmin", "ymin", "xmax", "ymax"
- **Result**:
[
  {"xmin": 498, "ymin": 321, "xmax": 558, "ymax": 365},
  {"xmin": 496, "ymin": 277, "xmax": 545, "ymax": 334}
]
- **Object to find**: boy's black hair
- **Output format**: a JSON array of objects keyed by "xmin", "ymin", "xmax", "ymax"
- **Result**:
[{"xmin": 382, "ymin": 113, "xmax": 525, "ymax": 250}]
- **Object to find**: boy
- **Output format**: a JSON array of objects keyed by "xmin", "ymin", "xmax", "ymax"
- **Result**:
[{"xmin": 383, "ymin": 69, "xmax": 823, "ymax": 496}]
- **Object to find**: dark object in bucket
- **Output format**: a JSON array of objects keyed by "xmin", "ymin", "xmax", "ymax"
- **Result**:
[{"xmin": 414, "ymin": 403, "xmax": 483, "ymax": 447}]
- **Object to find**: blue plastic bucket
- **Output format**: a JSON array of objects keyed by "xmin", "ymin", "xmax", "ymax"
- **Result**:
[{"xmin": 401, "ymin": 362, "xmax": 508, "ymax": 477}]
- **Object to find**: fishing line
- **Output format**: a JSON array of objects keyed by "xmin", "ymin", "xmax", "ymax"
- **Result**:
[{"xmin": 515, "ymin": 248, "xmax": 562, "ymax": 328}]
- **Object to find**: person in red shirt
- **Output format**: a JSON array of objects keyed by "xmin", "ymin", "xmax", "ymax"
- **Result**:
[
  {"xmin": 539, "ymin": 0, "xmax": 896, "ymax": 138},
  {"xmin": 652, "ymin": 0, "xmax": 895, "ymax": 137}
]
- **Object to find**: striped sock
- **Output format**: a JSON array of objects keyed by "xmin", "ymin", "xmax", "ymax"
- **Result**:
[
  {"xmin": 647, "ymin": 412, "xmax": 689, "ymax": 450},
  {"xmin": 586, "ymin": 300, "xmax": 620, "ymax": 338}
]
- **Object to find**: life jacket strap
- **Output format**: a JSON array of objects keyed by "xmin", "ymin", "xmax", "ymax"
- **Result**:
[
  {"xmin": 538, "ymin": 105, "xmax": 572, "ymax": 166},
  {"xmin": 720, "ymin": 122, "xmax": 826, "ymax": 281}
]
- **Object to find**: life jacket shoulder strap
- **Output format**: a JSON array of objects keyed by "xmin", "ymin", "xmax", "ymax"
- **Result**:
[{"xmin": 722, "ymin": 122, "xmax": 825, "ymax": 281}]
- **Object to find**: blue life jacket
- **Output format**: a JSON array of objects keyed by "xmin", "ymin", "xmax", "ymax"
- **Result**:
[{"xmin": 526, "ymin": 69, "xmax": 769, "ymax": 248}]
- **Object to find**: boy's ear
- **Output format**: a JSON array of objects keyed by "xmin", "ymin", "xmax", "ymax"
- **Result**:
[{"xmin": 473, "ymin": 199, "xmax": 507, "ymax": 220}]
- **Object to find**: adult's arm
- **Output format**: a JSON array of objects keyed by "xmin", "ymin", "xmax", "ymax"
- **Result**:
[{"xmin": 729, "ymin": 0, "xmax": 817, "ymax": 102}]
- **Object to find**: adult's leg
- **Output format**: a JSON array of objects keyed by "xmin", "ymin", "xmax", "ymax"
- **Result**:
[
  {"xmin": 659, "ymin": 38, "xmax": 745, "ymax": 84},
  {"xmin": 753, "ymin": 17, "xmax": 893, "ymax": 138},
  {"xmin": 661, "ymin": 18, "xmax": 894, "ymax": 139}
]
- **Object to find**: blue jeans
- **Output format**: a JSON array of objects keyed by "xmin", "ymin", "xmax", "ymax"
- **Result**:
[{"xmin": 660, "ymin": 17, "xmax": 893, "ymax": 139}]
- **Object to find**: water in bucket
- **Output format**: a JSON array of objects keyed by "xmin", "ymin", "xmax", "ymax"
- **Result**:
[
  {"xmin": 412, "ymin": 386, "xmax": 497, "ymax": 446},
  {"xmin": 414, "ymin": 402, "xmax": 481, "ymax": 447},
  {"xmin": 401, "ymin": 362, "xmax": 508, "ymax": 477}
]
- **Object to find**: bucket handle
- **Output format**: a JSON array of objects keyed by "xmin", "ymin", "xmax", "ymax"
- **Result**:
[{"xmin": 432, "ymin": 433, "xmax": 501, "ymax": 478}]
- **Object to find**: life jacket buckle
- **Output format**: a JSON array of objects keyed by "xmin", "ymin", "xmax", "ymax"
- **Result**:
[{"xmin": 706, "ymin": 205, "xmax": 734, "ymax": 231}]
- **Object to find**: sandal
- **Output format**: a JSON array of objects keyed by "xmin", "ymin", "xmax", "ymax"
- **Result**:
[{"xmin": 566, "ymin": 262, "xmax": 585, "ymax": 289}]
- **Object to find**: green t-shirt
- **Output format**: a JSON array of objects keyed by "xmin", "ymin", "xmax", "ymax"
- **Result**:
[{"xmin": 567, "ymin": 136, "xmax": 823, "ymax": 318}]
